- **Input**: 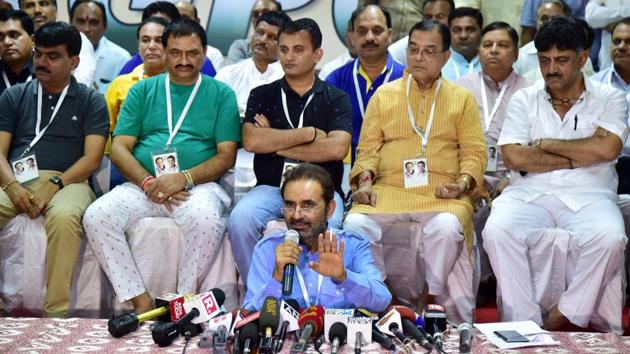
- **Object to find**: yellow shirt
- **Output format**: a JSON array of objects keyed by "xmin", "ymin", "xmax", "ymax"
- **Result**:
[
  {"xmin": 349, "ymin": 72, "xmax": 487, "ymax": 251},
  {"xmin": 104, "ymin": 64, "xmax": 149, "ymax": 153}
]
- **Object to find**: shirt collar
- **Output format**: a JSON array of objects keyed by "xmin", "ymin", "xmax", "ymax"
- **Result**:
[
  {"xmin": 611, "ymin": 65, "xmax": 630, "ymax": 88},
  {"xmin": 1, "ymin": 59, "xmax": 33, "ymax": 81},
  {"xmin": 450, "ymin": 49, "xmax": 479, "ymax": 65},
  {"xmin": 481, "ymin": 69, "xmax": 518, "ymax": 90},
  {"xmin": 31, "ymin": 75, "xmax": 79, "ymax": 98},
  {"xmin": 280, "ymin": 75, "xmax": 325, "ymax": 97}
]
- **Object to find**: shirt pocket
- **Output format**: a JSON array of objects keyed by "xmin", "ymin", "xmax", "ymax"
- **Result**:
[{"xmin": 572, "ymin": 113, "xmax": 599, "ymax": 139}]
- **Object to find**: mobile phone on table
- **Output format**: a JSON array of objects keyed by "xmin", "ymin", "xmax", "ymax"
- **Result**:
[{"xmin": 493, "ymin": 330, "xmax": 529, "ymax": 343}]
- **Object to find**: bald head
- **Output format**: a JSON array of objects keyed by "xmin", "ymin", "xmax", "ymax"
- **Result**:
[{"xmin": 175, "ymin": 1, "xmax": 198, "ymax": 22}]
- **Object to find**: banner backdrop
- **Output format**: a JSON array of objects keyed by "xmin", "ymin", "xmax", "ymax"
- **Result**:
[{"xmin": 6, "ymin": 0, "xmax": 358, "ymax": 67}]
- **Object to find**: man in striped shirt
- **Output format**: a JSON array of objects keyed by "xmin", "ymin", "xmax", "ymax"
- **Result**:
[{"xmin": 344, "ymin": 20, "xmax": 487, "ymax": 323}]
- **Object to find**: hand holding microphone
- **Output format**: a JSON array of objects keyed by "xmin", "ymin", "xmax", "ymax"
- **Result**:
[{"xmin": 276, "ymin": 230, "xmax": 300, "ymax": 295}]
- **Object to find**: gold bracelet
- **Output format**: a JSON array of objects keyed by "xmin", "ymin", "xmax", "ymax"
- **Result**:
[
  {"xmin": 457, "ymin": 175, "xmax": 473, "ymax": 193},
  {"xmin": 1, "ymin": 180, "xmax": 18, "ymax": 191}
]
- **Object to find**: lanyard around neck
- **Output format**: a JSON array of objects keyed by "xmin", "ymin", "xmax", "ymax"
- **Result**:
[
  {"xmin": 295, "ymin": 265, "xmax": 323, "ymax": 307},
  {"xmin": 406, "ymin": 74, "xmax": 442, "ymax": 153},
  {"xmin": 165, "ymin": 74, "xmax": 202, "ymax": 148},
  {"xmin": 23, "ymin": 82, "xmax": 69, "ymax": 157},
  {"xmin": 281, "ymin": 86, "xmax": 314, "ymax": 129},
  {"xmin": 2, "ymin": 69, "xmax": 32, "ymax": 88},
  {"xmin": 352, "ymin": 59, "xmax": 393, "ymax": 120},
  {"xmin": 480, "ymin": 74, "xmax": 508, "ymax": 131}
]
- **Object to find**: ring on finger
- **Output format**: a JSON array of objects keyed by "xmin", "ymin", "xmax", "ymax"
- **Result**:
[
  {"xmin": 157, "ymin": 191, "xmax": 164, "ymax": 198},
  {"xmin": 168, "ymin": 196, "xmax": 173, "ymax": 202}
]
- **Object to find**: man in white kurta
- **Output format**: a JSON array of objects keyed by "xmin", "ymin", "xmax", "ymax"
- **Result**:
[{"xmin": 483, "ymin": 17, "xmax": 628, "ymax": 332}]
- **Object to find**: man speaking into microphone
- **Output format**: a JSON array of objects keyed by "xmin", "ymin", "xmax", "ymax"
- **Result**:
[{"xmin": 242, "ymin": 163, "xmax": 391, "ymax": 312}]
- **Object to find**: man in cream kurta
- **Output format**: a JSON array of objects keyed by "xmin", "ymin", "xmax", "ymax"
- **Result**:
[{"xmin": 343, "ymin": 20, "xmax": 486, "ymax": 321}]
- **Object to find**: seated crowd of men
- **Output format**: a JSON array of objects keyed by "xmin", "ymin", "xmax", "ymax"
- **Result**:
[{"xmin": 0, "ymin": 0, "xmax": 629, "ymax": 334}]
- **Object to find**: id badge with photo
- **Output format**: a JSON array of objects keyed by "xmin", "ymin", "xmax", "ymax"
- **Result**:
[
  {"xmin": 12, "ymin": 154, "xmax": 39, "ymax": 184},
  {"xmin": 280, "ymin": 160, "xmax": 300, "ymax": 187},
  {"xmin": 486, "ymin": 145, "xmax": 498, "ymax": 172},
  {"xmin": 151, "ymin": 147, "xmax": 180, "ymax": 177},
  {"xmin": 403, "ymin": 158, "xmax": 428, "ymax": 188}
]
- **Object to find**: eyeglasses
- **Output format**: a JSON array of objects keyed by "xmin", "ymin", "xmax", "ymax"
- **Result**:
[
  {"xmin": 282, "ymin": 201, "xmax": 324, "ymax": 215},
  {"xmin": 408, "ymin": 47, "xmax": 445, "ymax": 59}
]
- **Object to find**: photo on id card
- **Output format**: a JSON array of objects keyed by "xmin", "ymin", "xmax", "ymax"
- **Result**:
[
  {"xmin": 280, "ymin": 161, "xmax": 299, "ymax": 187},
  {"xmin": 487, "ymin": 145, "xmax": 498, "ymax": 172},
  {"xmin": 12, "ymin": 154, "xmax": 39, "ymax": 184},
  {"xmin": 152, "ymin": 149, "xmax": 180, "ymax": 177},
  {"xmin": 403, "ymin": 158, "xmax": 428, "ymax": 188}
]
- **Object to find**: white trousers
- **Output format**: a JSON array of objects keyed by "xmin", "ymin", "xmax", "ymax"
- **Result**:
[
  {"xmin": 483, "ymin": 193, "xmax": 627, "ymax": 328},
  {"xmin": 83, "ymin": 182, "xmax": 230, "ymax": 302},
  {"xmin": 344, "ymin": 212, "xmax": 477, "ymax": 324}
]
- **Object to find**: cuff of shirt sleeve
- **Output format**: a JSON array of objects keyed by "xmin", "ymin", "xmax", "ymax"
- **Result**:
[
  {"xmin": 334, "ymin": 269, "xmax": 360, "ymax": 292},
  {"xmin": 596, "ymin": 121, "xmax": 628, "ymax": 144}
]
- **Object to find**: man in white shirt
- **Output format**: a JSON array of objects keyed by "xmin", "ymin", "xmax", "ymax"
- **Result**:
[
  {"xmin": 19, "ymin": 0, "xmax": 96, "ymax": 87},
  {"xmin": 515, "ymin": 0, "xmax": 594, "ymax": 80},
  {"xmin": 70, "ymin": 0, "xmax": 130, "ymax": 94},
  {"xmin": 585, "ymin": 0, "xmax": 630, "ymax": 71},
  {"xmin": 318, "ymin": 19, "xmax": 356, "ymax": 81},
  {"xmin": 592, "ymin": 18, "xmax": 630, "ymax": 192},
  {"xmin": 215, "ymin": 11, "xmax": 290, "ymax": 114},
  {"xmin": 484, "ymin": 17, "xmax": 628, "ymax": 332},
  {"xmin": 389, "ymin": 0, "xmax": 454, "ymax": 66},
  {"xmin": 174, "ymin": 0, "xmax": 225, "ymax": 71}
]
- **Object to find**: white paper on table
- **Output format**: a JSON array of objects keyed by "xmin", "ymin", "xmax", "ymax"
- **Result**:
[{"xmin": 473, "ymin": 320, "xmax": 561, "ymax": 349}]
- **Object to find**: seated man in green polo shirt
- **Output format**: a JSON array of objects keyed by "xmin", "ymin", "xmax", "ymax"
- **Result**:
[{"xmin": 82, "ymin": 20, "xmax": 241, "ymax": 313}]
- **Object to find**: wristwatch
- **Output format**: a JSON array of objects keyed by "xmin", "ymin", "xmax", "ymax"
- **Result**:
[
  {"xmin": 182, "ymin": 169, "xmax": 194, "ymax": 192},
  {"xmin": 532, "ymin": 139, "xmax": 542, "ymax": 149},
  {"xmin": 49, "ymin": 176, "xmax": 64, "ymax": 189}
]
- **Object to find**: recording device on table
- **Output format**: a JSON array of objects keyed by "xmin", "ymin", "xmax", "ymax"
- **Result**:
[
  {"xmin": 282, "ymin": 229, "xmax": 300, "ymax": 296},
  {"xmin": 107, "ymin": 292, "xmax": 187, "ymax": 338},
  {"xmin": 494, "ymin": 330, "xmax": 529, "ymax": 343},
  {"xmin": 151, "ymin": 288, "xmax": 225, "ymax": 347}
]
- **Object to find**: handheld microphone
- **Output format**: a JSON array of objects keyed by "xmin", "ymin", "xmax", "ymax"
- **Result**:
[
  {"xmin": 424, "ymin": 304, "xmax": 447, "ymax": 350},
  {"xmin": 393, "ymin": 305, "xmax": 432, "ymax": 350},
  {"xmin": 107, "ymin": 293, "xmax": 184, "ymax": 338},
  {"xmin": 275, "ymin": 299, "xmax": 300, "ymax": 353},
  {"xmin": 282, "ymin": 230, "xmax": 300, "ymax": 295},
  {"xmin": 458, "ymin": 322, "xmax": 473, "ymax": 353},
  {"xmin": 259, "ymin": 296, "xmax": 280, "ymax": 353},
  {"xmin": 329, "ymin": 322, "xmax": 347, "ymax": 354},
  {"xmin": 290, "ymin": 305, "xmax": 325, "ymax": 354},
  {"xmin": 239, "ymin": 322, "xmax": 260, "ymax": 354}
]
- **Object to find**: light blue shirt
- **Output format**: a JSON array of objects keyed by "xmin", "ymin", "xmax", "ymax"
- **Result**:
[
  {"xmin": 94, "ymin": 36, "xmax": 131, "ymax": 94},
  {"xmin": 242, "ymin": 228, "xmax": 391, "ymax": 313},
  {"xmin": 441, "ymin": 50, "xmax": 481, "ymax": 81},
  {"xmin": 592, "ymin": 66, "xmax": 630, "ymax": 155}
]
